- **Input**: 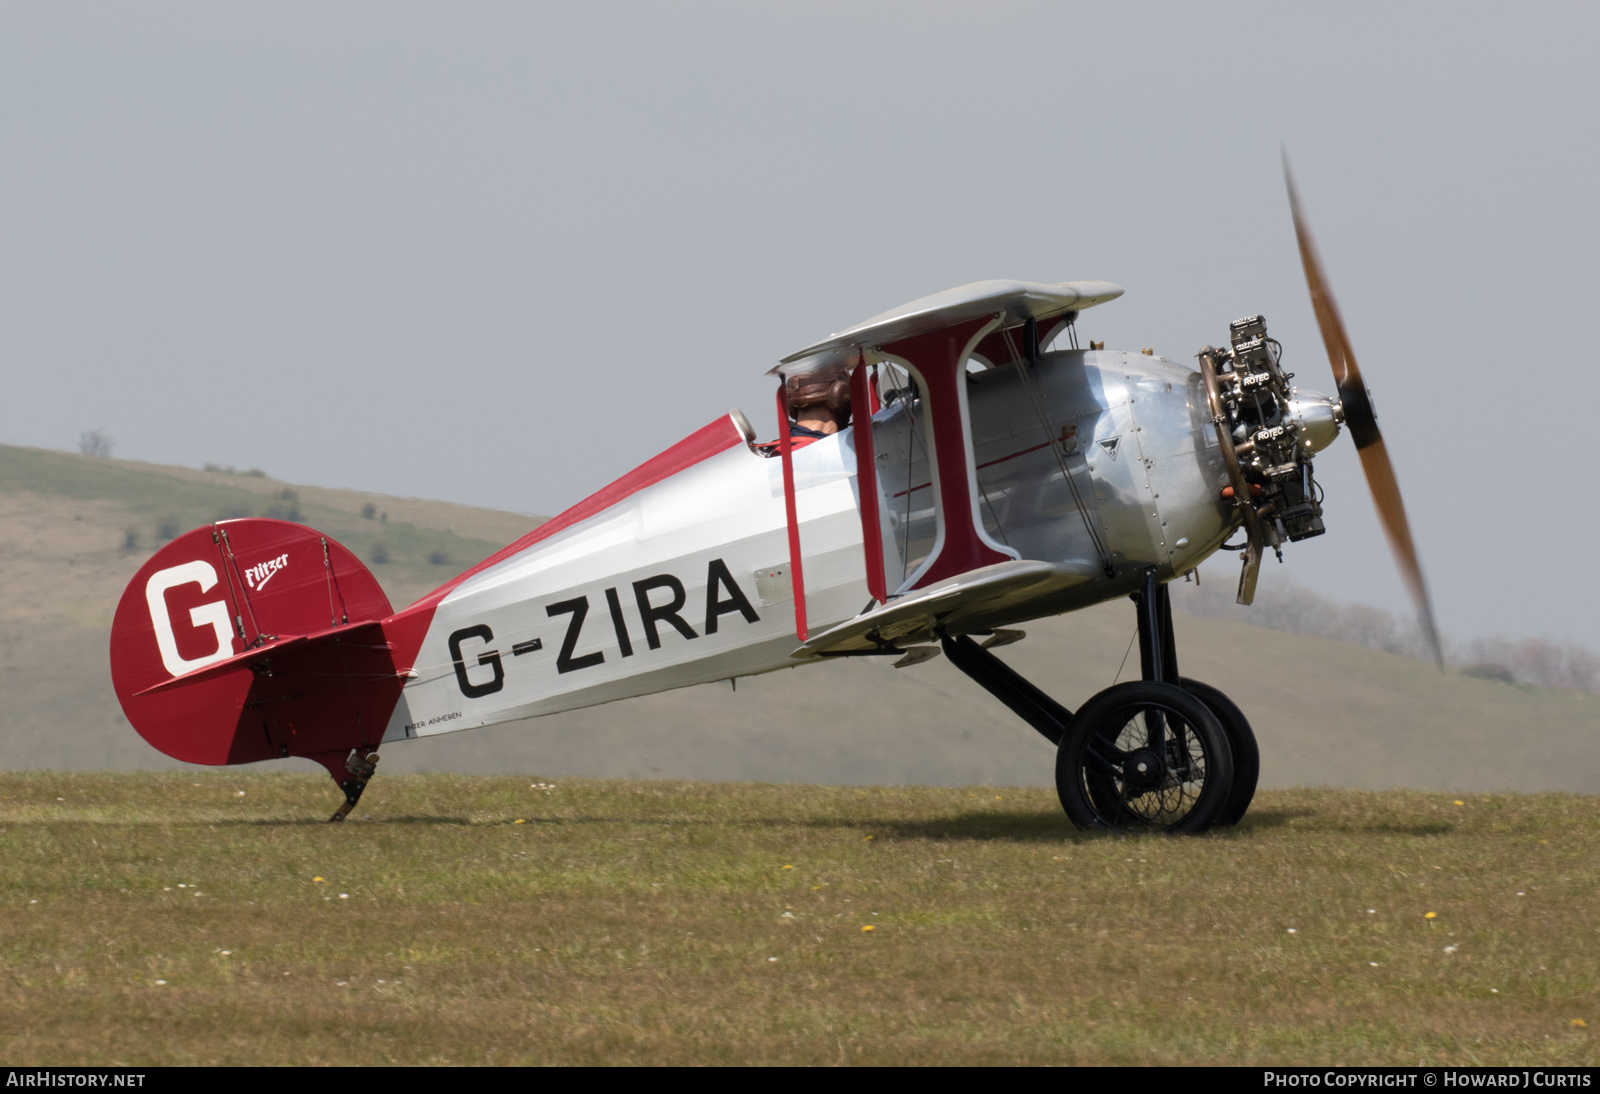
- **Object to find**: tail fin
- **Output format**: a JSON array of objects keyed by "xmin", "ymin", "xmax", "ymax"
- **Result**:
[{"xmin": 110, "ymin": 519, "xmax": 401, "ymax": 766}]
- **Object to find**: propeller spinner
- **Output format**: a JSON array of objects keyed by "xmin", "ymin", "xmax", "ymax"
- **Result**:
[{"xmin": 1283, "ymin": 157, "xmax": 1443, "ymax": 666}]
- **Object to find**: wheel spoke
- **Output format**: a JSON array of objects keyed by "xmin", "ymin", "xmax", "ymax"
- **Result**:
[{"xmin": 1113, "ymin": 706, "xmax": 1209, "ymax": 825}]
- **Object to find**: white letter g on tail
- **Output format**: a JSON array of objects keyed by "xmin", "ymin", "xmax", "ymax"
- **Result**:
[{"xmin": 145, "ymin": 561, "xmax": 235, "ymax": 677}]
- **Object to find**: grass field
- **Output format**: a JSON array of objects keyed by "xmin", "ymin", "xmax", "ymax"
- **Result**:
[{"xmin": 2, "ymin": 774, "xmax": 1596, "ymax": 1066}]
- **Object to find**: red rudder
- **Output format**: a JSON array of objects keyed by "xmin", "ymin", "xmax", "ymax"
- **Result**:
[{"xmin": 110, "ymin": 519, "xmax": 401, "ymax": 767}]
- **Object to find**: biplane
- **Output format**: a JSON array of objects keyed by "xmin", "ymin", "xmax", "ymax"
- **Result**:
[{"xmin": 109, "ymin": 170, "xmax": 1437, "ymax": 832}]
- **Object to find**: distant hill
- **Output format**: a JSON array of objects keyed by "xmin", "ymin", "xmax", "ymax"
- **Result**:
[{"xmin": 1, "ymin": 443, "xmax": 1595, "ymax": 794}]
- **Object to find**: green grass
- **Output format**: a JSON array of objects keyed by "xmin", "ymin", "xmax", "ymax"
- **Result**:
[{"xmin": 1, "ymin": 774, "xmax": 1595, "ymax": 1065}]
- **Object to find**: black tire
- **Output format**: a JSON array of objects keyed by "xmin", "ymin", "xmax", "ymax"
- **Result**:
[
  {"xmin": 1055, "ymin": 681, "xmax": 1234, "ymax": 834},
  {"xmin": 1179, "ymin": 677, "xmax": 1259, "ymax": 826}
]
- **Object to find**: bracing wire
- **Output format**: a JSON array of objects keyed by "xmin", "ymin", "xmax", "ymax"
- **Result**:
[
  {"xmin": 1112, "ymin": 625, "xmax": 1138, "ymax": 685},
  {"xmin": 881, "ymin": 362, "xmax": 928, "ymax": 589},
  {"xmin": 999, "ymin": 324, "xmax": 1115, "ymax": 575}
]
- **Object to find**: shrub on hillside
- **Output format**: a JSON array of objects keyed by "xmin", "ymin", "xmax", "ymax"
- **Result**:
[
  {"xmin": 78, "ymin": 429, "xmax": 114, "ymax": 458},
  {"xmin": 264, "ymin": 489, "xmax": 301, "ymax": 523}
]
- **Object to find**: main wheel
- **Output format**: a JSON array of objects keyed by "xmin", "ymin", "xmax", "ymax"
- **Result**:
[
  {"xmin": 1179, "ymin": 677, "xmax": 1259, "ymax": 826},
  {"xmin": 1056, "ymin": 681, "xmax": 1234, "ymax": 834}
]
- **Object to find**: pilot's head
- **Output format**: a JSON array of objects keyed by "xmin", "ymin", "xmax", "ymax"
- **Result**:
[
  {"xmin": 785, "ymin": 375, "xmax": 851, "ymax": 437},
  {"xmin": 785, "ymin": 375, "xmax": 851, "ymax": 431}
]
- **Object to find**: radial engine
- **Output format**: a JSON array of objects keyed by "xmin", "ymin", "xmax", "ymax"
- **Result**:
[{"xmin": 1199, "ymin": 315, "xmax": 1343, "ymax": 580}]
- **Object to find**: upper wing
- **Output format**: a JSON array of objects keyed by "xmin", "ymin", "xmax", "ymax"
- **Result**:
[{"xmin": 775, "ymin": 279, "xmax": 1123, "ymax": 378}]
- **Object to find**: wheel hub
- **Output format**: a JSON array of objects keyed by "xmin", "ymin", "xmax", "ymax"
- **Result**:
[{"xmin": 1120, "ymin": 746, "xmax": 1166, "ymax": 792}]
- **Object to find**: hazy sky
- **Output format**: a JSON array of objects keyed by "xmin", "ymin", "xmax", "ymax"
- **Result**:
[{"xmin": 2, "ymin": 2, "xmax": 1597, "ymax": 647}]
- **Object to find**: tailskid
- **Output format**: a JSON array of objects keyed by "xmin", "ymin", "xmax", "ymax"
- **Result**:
[{"xmin": 315, "ymin": 749, "xmax": 380, "ymax": 823}]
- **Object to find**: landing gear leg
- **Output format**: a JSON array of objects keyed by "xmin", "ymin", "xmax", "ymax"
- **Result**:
[
  {"xmin": 939, "ymin": 633, "xmax": 1072, "ymax": 745},
  {"xmin": 1132, "ymin": 567, "xmax": 1179, "ymax": 685},
  {"xmin": 1133, "ymin": 569, "xmax": 1258, "ymax": 824},
  {"xmin": 310, "ymin": 749, "xmax": 381, "ymax": 823}
]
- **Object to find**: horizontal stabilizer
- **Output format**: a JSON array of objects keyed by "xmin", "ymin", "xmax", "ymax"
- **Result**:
[{"xmin": 132, "ymin": 621, "xmax": 391, "ymax": 697}]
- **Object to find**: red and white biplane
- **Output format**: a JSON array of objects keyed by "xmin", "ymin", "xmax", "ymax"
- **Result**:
[{"xmin": 109, "ymin": 175, "xmax": 1436, "ymax": 832}]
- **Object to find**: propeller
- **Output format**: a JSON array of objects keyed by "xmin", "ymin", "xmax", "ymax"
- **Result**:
[{"xmin": 1283, "ymin": 156, "xmax": 1443, "ymax": 667}]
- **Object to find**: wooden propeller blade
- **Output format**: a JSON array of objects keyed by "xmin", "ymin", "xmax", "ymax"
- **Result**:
[{"xmin": 1284, "ymin": 156, "xmax": 1442, "ymax": 666}]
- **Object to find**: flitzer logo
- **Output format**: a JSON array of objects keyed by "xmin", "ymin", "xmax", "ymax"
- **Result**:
[{"xmin": 244, "ymin": 554, "xmax": 290, "ymax": 590}]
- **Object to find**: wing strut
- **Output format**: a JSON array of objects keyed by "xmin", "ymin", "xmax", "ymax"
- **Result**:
[
  {"xmin": 775, "ymin": 381, "xmax": 809, "ymax": 643},
  {"xmin": 849, "ymin": 355, "xmax": 889, "ymax": 605}
]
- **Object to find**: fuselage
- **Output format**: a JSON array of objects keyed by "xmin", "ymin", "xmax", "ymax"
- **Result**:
[{"xmin": 381, "ymin": 348, "xmax": 1243, "ymax": 744}]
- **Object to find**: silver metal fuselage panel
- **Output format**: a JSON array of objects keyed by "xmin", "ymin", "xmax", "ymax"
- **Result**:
[{"xmin": 872, "ymin": 349, "xmax": 1236, "ymax": 620}]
